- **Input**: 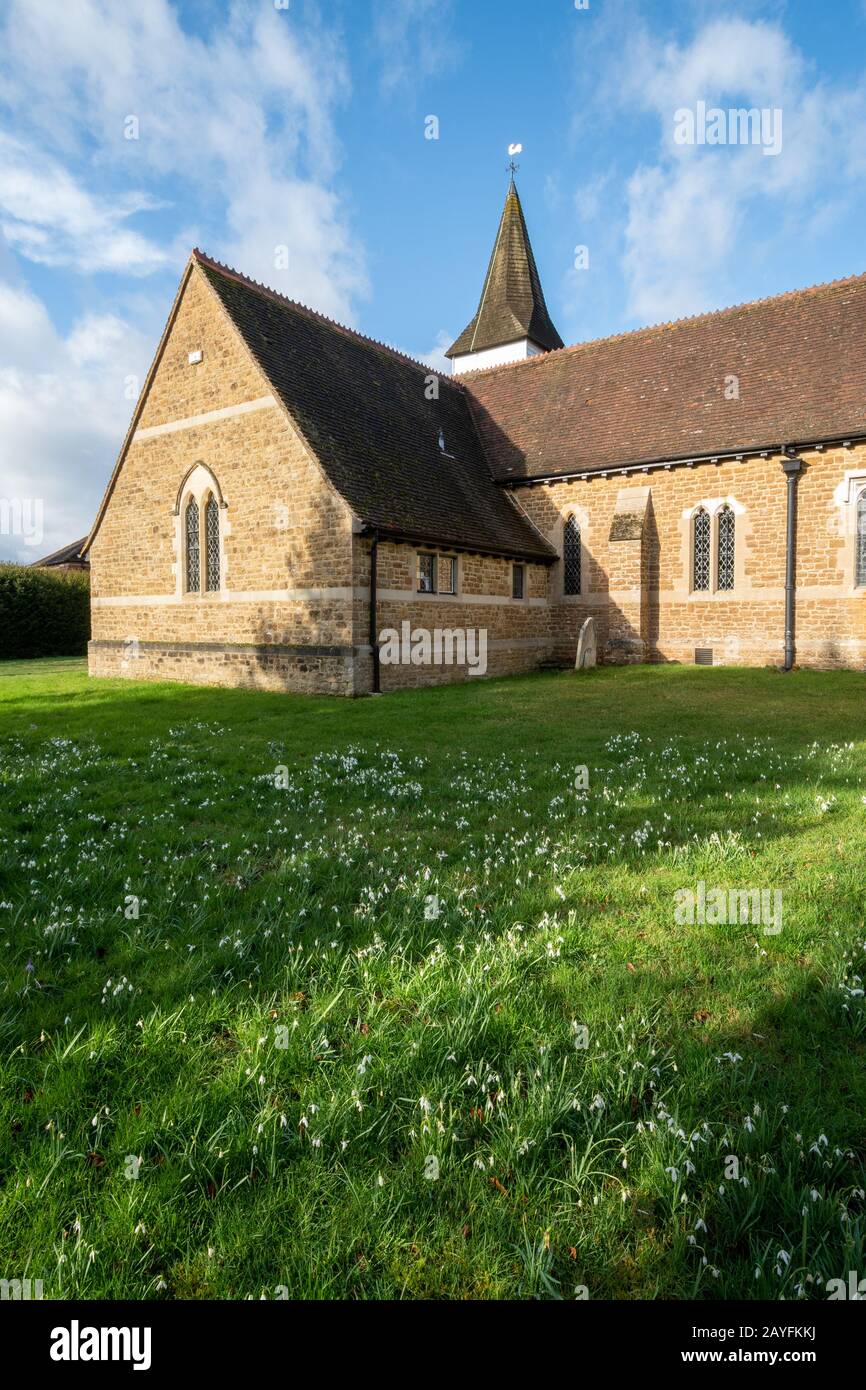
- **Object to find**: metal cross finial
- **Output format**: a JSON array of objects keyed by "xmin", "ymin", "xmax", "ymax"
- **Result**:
[{"xmin": 507, "ymin": 143, "xmax": 523, "ymax": 180}]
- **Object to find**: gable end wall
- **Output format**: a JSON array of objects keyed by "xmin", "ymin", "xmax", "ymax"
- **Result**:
[{"xmin": 88, "ymin": 265, "xmax": 358, "ymax": 695}]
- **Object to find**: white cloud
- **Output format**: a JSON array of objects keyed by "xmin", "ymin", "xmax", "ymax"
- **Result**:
[
  {"xmin": 221, "ymin": 166, "xmax": 367, "ymax": 325},
  {"xmin": 0, "ymin": 0, "xmax": 367, "ymax": 319},
  {"xmin": 0, "ymin": 280, "xmax": 151, "ymax": 562},
  {"xmin": 583, "ymin": 15, "xmax": 866, "ymax": 323},
  {"xmin": 573, "ymin": 172, "xmax": 614, "ymax": 225},
  {"xmin": 412, "ymin": 329, "xmax": 453, "ymax": 374},
  {"xmin": 0, "ymin": 0, "xmax": 372, "ymax": 560},
  {"xmin": 0, "ymin": 135, "xmax": 167, "ymax": 275},
  {"xmin": 374, "ymin": 0, "xmax": 462, "ymax": 97}
]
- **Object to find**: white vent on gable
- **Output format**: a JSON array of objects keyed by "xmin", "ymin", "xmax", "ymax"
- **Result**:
[{"xmin": 188, "ymin": 350, "xmax": 203, "ymax": 365}]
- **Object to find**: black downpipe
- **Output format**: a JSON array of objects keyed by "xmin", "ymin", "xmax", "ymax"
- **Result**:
[
  {"xmin": 781, "ymin": 452, "xmax": 804, "ymax": 671},
  {"xmin": 369, "ymin": 531, "xmax": 380, "ymax": 693}
]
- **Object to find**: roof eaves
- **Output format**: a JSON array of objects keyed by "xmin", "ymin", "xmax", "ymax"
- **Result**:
[
  {"xmin": 500, "ymin": 428, "xmax": 866, "ymax": 485},
  {"xmin": 359, "ymin": 520, "xmax": 556, "ymax": 562}
]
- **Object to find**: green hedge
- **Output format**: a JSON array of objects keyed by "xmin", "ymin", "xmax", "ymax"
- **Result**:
[{"xmin": 0, "ymin": 565, "xmax": 90, "ymax": 659}]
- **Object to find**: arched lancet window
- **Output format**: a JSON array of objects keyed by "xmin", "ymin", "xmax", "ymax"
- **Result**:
[
  {"xmin": 185, "ymin": 497, "xmax": 200, "ymax": 593},
  {"xmin": 693, "ymin": 508, "xmax": 710, "ymax": 592},
  {"xmin": 857, "ymin": 491, "xmax": 866, "ymax": 588},
  {"xmin": 205, "ymin": 494, "xmax": 220, "ymax": 592},
  {"xmin": 717, "ymin": 505, "xmax": 735, "ymax": 591},
  {"xmin": 564, "ymin": 514, "xmax": 581, "ymax": 595}
]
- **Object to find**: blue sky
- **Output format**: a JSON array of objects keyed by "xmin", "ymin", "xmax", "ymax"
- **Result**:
[{"xmin": 2, "ymin": 0, "xmax": 866, "ymax": 559}]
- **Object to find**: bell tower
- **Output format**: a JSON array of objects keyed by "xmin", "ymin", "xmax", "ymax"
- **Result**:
[{"xmin": 446, "ymin": 175, "xmax": 563, "ymax": 374}]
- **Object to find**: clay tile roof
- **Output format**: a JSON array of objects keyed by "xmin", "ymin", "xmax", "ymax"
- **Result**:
[
  {"xmin": 194, "ymin": 252, "xmax": 555, "ymax": 561},
  {"xmin": 446, "ymin": 180, "xmax": 564, "ymax": 360},
  {"xmin": 463, "ymin": 271, "xmax": 866, "ymax": 480}
]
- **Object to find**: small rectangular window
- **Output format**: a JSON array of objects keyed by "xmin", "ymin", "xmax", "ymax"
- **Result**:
[
  {"xmin": 418, "ymin": 553, "xmax": 436, "ymax": 593},
  {"xmin": 512, "ymin": 563, "xmax": 525, "ymax": 599},
  {"xmin": 439, "ymin": 556, "xmax": 457, "ymax": 595}
]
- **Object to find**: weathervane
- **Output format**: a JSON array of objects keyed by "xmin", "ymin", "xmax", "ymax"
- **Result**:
[{"xmin": 507, "ymin": 142, "xmax": 523, "ymax": 179}]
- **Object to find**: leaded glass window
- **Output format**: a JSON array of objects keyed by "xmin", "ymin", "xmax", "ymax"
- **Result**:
[
  {"xmin": 439, "ymin": 556, "xmax": 457, "ymax": 595},
  {"xmin": 858, "ymin": 492, "xmax": 866, "ymax": 588},
  {"xmin": 418, "ymin": 553, "xmax": 436, "ymax": 593},
  {"xmin": 185, "ymin": 497, "xmax": 200, "ymax": 593},
  {"xmin": 512, "ymin": 563, "xmax": 525, "ymax": 599},
  {"xmin": 564, "ymin": 515, "xmax": 581, "ymax": 595},
  {"xmin": 693, "ymin": 509, "xmax": 710, "ymax": 592},
  {"xmin": 717, "ymin": 505, "xmax": 735, "ymax": 591},
  {"xmin": 205, "ymin": 495, "xmax": 220, "ymax": 592}
]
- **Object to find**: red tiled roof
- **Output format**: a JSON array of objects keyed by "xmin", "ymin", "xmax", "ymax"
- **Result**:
[{"xmin": 463, "ymin": 272, "xmax": 866, "ymax": 480}]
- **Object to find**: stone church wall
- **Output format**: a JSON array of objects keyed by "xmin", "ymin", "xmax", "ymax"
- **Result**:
[
  {"xmin": 514, "ymin": 443, "xmax": 866, "ymax": 671},
  {"xmin": 88, "ymin": 261, "xmax": 866, "ymax": 696},
  {"xmin": 88, "ymin": 266, "xmax": 358, "ymax": 695},
  {"xmin": 350, "ymin": 538, "xmax": 552, "ymax": 693}
]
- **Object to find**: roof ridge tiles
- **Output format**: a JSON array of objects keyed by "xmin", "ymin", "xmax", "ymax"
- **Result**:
[
  {"xmin": 191, "ymin": 248, "xmax": 461, "ymax": 387},
  {"xmin": 457, "ymin": 268, "xmax": 866, "ymax": 380}
]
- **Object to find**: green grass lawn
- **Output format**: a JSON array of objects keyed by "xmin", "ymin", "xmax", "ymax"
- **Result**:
[{"xmin": 1, "ymin": 659, "xmax": 865, "ymax": 1301}]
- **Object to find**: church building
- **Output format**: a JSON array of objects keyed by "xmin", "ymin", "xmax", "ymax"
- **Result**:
[{"xmin": 85, "ymin": 180, "xmax": 866, "ymax": 693}]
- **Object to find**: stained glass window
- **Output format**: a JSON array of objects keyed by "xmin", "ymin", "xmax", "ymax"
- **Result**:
[
  {"xmin": 717, "ymin": 505, "xmax": 735, "ymax": 591},
  {"xmin": 857, "ymin": 492, "xmax": 866, "ymax": 587},
  {"xmin": 205, "ymin": 495, "xmax": 220, "ymax": 591},
  {"xmin": 693, "ymin": 509, "xmax": 710, "ymax": 592},
  {"xmin": 185, "ymin": 497, "xmax": 200, "ymax": 593},
  {"xmin": 564, "ymin": 515, "xmax": 581, "ymax": 595}
]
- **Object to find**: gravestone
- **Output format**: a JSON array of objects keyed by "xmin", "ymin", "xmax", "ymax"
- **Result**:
[{"xmin": 575, "ymin": 616, "xmax": 597, "ymax": 670}]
